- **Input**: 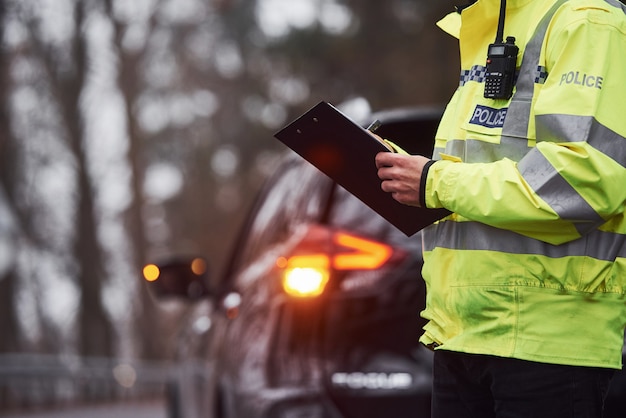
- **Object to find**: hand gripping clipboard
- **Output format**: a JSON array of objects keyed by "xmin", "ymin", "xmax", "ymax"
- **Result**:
[{"xmin": 274, "ymin": 101, "xmax": 451, "ymax": 236}]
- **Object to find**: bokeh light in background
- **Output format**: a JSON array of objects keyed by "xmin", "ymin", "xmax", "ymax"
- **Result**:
[{"xmin": 0, "ymin": 0, "xmax": 459, "ymax": 364}]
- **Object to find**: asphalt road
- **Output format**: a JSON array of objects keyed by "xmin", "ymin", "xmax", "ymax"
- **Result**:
[{"xmin": 0, "ymin": 400, "xmax": 167, "ymax": 418}]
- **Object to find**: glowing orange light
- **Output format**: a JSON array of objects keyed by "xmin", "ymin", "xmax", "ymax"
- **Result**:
[
  {"xmin": 143, "ymin": 264, "xmax": 160, "ymax": 282},
  {"xmin": 333, "ymin": 233, "xmax": 393, "ymax": 270},
  {"xmin": 277, "ymin": 229, "xmax": 394, "ymax": 298},
  {"xmin": 283, "ymin": 267, "xmax": 330, "ymax": 297},
  {"xmin": 191, "ymin": 258, "xmax": 207, "ymax": 275},
  {"xmin": 276, "ymin": 257, "xmax": 288, "ymax": 269},
  {"xmin": 282, "ymin": 255, "xmax": 330, "ymax": 298}
]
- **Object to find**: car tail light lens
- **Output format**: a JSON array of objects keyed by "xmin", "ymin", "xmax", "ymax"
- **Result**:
[
  {"xmin": 277, "ymin": 225, "xmax": 395, "ymax": 298},
  {"xmin": 281, "ymin": 255, "xmax": 330, "ymax": 298},
  {"xmin": 333, "ymin": 233, "xmax": 393, "ymax": 270}
]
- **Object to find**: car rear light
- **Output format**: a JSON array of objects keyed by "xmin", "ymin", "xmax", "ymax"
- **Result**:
[
  {"xmin": 277, "ymin": 225, "xmax": 395, "ymax": 298},
  {"xmin": 333, "ymin": 233, "xmax": 392, "ymax": 270},
  {"xmin": 280, "ymin": 255, "xmax": 330, "ymax": 298}
]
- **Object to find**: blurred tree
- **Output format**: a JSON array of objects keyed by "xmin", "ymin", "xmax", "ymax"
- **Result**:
[
  {"xmin": 1, "ymin": 0, "xmax": 114, "ymax": 357},
  {"xmin": 102, "ymin": 0, "xmax": 164, "ymax": 361},
  {"xmin": 31, "ymin": 0, "xmax": 114, "ymax": 358},
  {"xmin": 257, "ymin": 0, "xmax": 459, "ymax": 115},
  {"xmin": 0, "ymin": 0, "xmax": 461, "ymax": 362},
  {"xmin": 0, "ymin": 0, "xmax": 20, "ymax": 354}
]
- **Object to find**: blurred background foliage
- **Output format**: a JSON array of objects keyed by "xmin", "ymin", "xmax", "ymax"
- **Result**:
[{"xmin": 0, "ymin": 0, "xmax": 459, "ymax": 362}]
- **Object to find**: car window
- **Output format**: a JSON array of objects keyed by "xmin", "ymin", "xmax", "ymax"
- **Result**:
[{"xmin": 230, "ymin": 156, "xmax": 332, "ymax": 286}]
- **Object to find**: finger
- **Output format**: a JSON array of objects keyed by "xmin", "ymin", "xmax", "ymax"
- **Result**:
[
  {"xmin": 380, "ymin": 179, "xmax": 397, "ymax": 193},
  {"xmin": 375, "ymin": 151, "xmax": 395, "ymax": 169},
  {"xmin": 377, "ymin": 166, "xmax": 396, "ymax": 181}
]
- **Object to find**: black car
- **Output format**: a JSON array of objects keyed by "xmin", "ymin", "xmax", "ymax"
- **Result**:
[
  {"xmin": 145, "ymin": 106, "xmax": 443, "ymax": 418},
  {"xmin": 144, "ymin": 107, "xmax": 626, "ymax": 418}
]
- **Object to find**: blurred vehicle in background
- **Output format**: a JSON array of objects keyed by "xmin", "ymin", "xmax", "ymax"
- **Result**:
[
  {"xmin": 144, "ymin": 106, "xmax": 442, "ymax": 418},
  {"xmin": 143, "ymin": 107, "xmax": 626, "ymax": 418}
]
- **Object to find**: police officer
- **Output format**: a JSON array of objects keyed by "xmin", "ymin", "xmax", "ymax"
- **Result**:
[{"xmin": 376, "ymin": 0, "xmax": 626, "ymax": 416}]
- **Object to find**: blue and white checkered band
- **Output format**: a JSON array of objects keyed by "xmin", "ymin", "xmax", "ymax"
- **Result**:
[
  {"xmin": 535, "ymin": 66, "xmax": 549, "ymax": 84},
  {"xmin": 460, "ymin": 65, "xmax": 487, "ymax": 86},
  {"xmin": 459, "ymin": 65, "xmax": 549, "ymax": 87}
]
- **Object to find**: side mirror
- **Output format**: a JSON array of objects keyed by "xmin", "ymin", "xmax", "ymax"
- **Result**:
[{"xmin": 142, "ymin": 257, "xmax": 212, "ymax": 301}]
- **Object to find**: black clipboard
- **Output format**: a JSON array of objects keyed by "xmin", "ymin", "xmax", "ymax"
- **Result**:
[{"xmin": 274, "ymin": 101, "xmax": 450, "ymax": 236}]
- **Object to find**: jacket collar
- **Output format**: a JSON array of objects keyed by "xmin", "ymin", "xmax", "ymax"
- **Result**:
[
  {"xmin": 440, "ymin": 0, "xmax": 540, "ymax": 39},
  {"xmin": 455, "ymin": 1, "xmax": 477, "ymax": 14}
]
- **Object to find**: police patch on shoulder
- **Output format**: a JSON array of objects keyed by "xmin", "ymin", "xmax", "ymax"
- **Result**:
[{"xmin": 469, "ymin": 105, "xmax": 508, "ymax": 128}]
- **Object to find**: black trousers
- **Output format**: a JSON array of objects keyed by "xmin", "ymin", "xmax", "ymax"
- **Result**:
[{"xmin": 432, "ymin": 350, "xmax": 615, "ymax": 418}]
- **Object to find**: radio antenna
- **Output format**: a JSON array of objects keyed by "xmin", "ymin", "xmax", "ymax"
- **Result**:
[{"xmin": 495, "ymin": 0, "xmax": 507, "ymax": 43}]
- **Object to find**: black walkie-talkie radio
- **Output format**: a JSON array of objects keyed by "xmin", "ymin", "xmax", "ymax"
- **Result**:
[
  {"xmin": 483, "ymin": 0, "xmax": 518, "ymax": 100},
  {"xmin": 484, "ymin": 36, "xmax": 518, "ymax": 99}
]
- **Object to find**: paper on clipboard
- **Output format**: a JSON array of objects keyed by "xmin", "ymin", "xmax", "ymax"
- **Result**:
[{"xmin": 274, "ymin": 101, "xmax": 450, "ymax": 236}]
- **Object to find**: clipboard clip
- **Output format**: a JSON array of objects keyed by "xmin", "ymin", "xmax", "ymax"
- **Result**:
[{"xmin": 366, "ymin": 119, "xmax": 382, "ymax": 133}]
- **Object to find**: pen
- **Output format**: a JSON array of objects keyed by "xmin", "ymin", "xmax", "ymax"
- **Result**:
[{"xmin": 366, "ymin": 119, "xmax": 382, "ymax": 133}]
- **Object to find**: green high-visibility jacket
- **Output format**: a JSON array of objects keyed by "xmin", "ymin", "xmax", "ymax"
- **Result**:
[{"xmin": 421, "ymin": 0, "xmax": 626, "ymax": 369}]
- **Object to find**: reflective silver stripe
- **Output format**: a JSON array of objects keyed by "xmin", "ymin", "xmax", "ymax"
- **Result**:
[
  {"xmin": 536, "ymin": 114, "xmax": 626, "ymax": 167},
  {"xmin": 432, "ymin": 146, "xmax": 445, "ymax": 160},
  {"xmin": 436, "ymin": 138, "xmax": 532, "ymax": 163},
  {"xmin": 423, "ymin": 220, "xmax": 626, "ymax": 261},
  {"xmin": 518, "ymin": 148, "xmax": 605, "ymax": 234},
  {"xmin": 501, "ymin": 0, "xmax": 569, "ymax": 140}
]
